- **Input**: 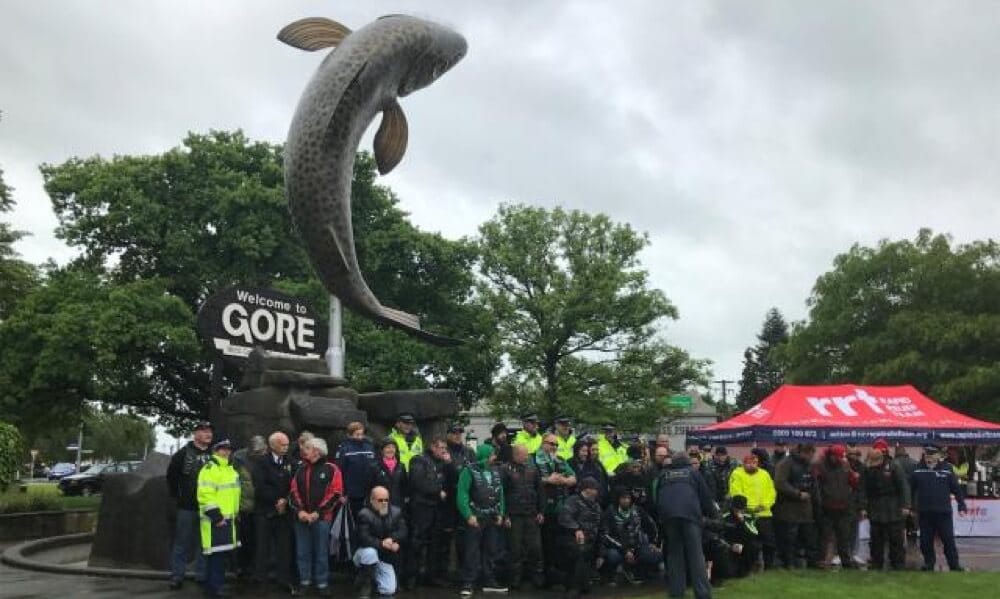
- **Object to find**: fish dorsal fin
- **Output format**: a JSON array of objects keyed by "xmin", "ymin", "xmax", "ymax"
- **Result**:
[
  {"xmin": 277, "ymin": 17, "xmax": 351, "ymax": 51},
  {"xmin": 374, "ymin": 100, "xmax": 408, "ymax": 175}
]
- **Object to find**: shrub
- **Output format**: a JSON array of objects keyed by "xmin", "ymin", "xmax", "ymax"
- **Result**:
[
  {"xmin": 0, "ymin": 491, "xmax": 62, "ymax": 514},
  {"xmin": 0, "ymin": 421, "xmax": 23, "ymax": 492}
]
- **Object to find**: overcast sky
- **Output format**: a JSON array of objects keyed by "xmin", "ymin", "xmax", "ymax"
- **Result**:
[{"xmin": 4, "ymin": 0, "xmax": 1000, "ymax": 424}]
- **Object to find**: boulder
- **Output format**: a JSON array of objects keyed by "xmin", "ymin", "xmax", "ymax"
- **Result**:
[{"xmin": 89, "ymin": 452, "xmax": 174, "ymax": 571}]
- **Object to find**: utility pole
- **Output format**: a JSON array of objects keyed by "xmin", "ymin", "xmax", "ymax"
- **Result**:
[
  {"xmin": 75, "ymin": 422, "xmax": 84, "ymax": 472},
  {"xmin": 714, "ymin": 379, "xmax": 736, "ymax": 415}
]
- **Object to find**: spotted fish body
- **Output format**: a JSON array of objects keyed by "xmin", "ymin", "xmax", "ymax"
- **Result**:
[{"xmin": 280, "ymin": 15, "xmax": 467, "ymax": 345}]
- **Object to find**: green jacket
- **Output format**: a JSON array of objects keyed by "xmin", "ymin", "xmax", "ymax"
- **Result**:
[{"xmin": 457, "ymin": 444, "xmax": 506, "ymax": 520}]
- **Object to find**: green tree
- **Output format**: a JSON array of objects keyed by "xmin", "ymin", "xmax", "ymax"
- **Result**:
[
  {"xmin": 0, "ymin": 160, "xmax": 39, "ymax": 320},
  {"xmin": 477, "ymin": 203, "xmax": 708, "ymax": 424},
  {"xmin": 780, "ymin": 230, "xmax": 1000, "ymax": 421},
  {"xmin": 735, "ymin": 308, "xmax": 788, "ymax": 411},
  {"xmin": 0, "ymin": 131, "xmax": 496, "ymax": 432},
  {"xmin": 0, "ymin": 267, "xmax": 200, "ymax": 438},
  {"xmin": 84, "ymin": 410, "xmax": 156, "ymax": 461}
]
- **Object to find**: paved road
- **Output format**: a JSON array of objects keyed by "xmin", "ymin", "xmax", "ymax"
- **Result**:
[
  {"xmin": 2, "ymin": 538, "xmax": 997, "ymax": 598},
  {"xmin": 0, "ymin": 559, "xmax": 650, "ymax": 599}
]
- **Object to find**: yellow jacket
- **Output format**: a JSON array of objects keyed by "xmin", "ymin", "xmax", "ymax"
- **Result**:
[
  {"xmin": 554, "ymin": 433, "xmax": 576, "ymax": 461},
  {"xmin": 390, "ymin": 429, "xmax": 424, "ymax": 471},
  {"xmin": 197, "ymin": 454, "xmax": 241, "ymax": 554},
  {"xmin": 513, "ymin": 430, "xmax": 543, "ymax": 455},
  {"xmin": 728, "ymin": 466, "xmax": 776, "ymax": 518},
  {"xmin": 596, "ymin": 434, "xmax": 627, "ymax": 475}
]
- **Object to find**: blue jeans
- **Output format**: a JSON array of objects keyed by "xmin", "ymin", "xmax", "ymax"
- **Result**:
[
  {"xmin": 605, "ymin": 544, "xmax": 661, "ymax": 572},
  {"xmin": 295, "ymin": 519, "xmax": 333, "ymax": 588},
  {"xmin": 203, "ymin": 551, "xmax": 228, "ymax": 595},
  {"xmin": 354, "ymin": 547, "xmax": 398, "ymax": 595},
  {"xmin": 170, "ymin": 509, "xmax": 205, "ymax": 582}
]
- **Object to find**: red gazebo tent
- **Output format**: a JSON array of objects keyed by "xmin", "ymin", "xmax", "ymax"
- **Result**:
[{"xmin": 687, "ymin": 384, "xmax": 1000, "ymax": 445}]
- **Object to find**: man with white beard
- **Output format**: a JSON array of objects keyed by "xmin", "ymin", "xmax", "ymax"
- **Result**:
[{"xmin": 354, "ymin": 486, "xmax": 407, "ymax": 598}]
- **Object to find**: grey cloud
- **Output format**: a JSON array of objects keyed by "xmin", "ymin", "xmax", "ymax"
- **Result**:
[{"xmin": 3, "ymin": 0, "xmax": 1000, "ymax": 392}]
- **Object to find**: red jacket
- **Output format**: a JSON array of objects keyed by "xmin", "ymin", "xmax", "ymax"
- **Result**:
[{"xmin": 290, "ymin": 460, "xmax": 343, "ymax": 521}]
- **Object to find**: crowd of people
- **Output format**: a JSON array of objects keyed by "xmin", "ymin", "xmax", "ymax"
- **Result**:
[{"xmin": 165, "ymin": 415, "xmax": 971, "ymax": 598}]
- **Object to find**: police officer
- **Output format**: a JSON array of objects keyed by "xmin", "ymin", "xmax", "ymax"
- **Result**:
[
  {"xmin": 596, "ymin": 424, "xmax": 627, "ymax": 476},
  {"xmin": 552, "ymin": 416, "xmax": 576, "ymax": 461},
  {"xmin": 389, "ymin": 413, "xmax": 423, "ymax": 472},
  {"xmin": 197, "ymin": 437, "xmax": 241, "ymax": 598},
  {"xmin": 513, "ymin": 413, "xmax": 543, "ymax": 455},
  {"xmin": 911, "ymin": 445, "xmax": 967, "ymax": 571},
  {"xmin": 656, "ymin": 451, "xmax": 717, "ymax": 599}
]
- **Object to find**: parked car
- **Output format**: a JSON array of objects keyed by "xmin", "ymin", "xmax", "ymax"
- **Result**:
[
  {"xmin": 58, "ymin": 461, "xmax": 139, "ymax": 496},
  {"xmin": 47, "ymin": 462, "xmax": 77, "ymax": 481}
]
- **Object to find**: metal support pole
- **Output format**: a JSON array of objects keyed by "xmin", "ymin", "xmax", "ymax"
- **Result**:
[
  {"xmin": 327, "ymin": 294, "xmax": 345, "ymax": 378},
  {"xmin": 75, "ymin": 422, "xmax": 83, "ymax": 472}
]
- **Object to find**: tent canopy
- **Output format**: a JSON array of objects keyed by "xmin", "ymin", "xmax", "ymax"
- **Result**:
[{"xmin": 687, "ymin": 384, "xmax": 1000, "ymax": 445}]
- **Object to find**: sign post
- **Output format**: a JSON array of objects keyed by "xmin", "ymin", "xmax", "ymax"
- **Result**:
[{"xmin": 327, "ymin": 294, "xmax": 345, "ymax": 378}]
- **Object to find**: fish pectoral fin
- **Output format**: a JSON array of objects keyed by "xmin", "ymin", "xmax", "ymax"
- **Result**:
[
  {"xmin": 277, "ymin": 17, "xmax": 352, "ymax": 51},
  {"xmin": 374, "ymin": 100, "xmax": 408, "ymax": 175},
  {"xmin": 378, "ymin": 305, "xmax": 421, "ymax": 330},
  {"xmin": 327, "ymin": 225, "xmax": 353, "ymax": 274}
]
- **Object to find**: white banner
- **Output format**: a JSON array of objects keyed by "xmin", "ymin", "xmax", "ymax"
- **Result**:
[{"xmin": 859, "ymin": 498, "xmax": 1000, "ymax": 538}]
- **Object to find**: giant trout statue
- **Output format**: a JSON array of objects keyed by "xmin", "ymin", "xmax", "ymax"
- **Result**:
[{"xmin": 278, "ymin": 15, "xmax": 467, "ymax": 346}]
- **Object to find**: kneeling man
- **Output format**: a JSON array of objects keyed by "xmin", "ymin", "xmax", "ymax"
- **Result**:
[{"xmin": 354, "ymin": 486, "xmax": 407, "ymax": 598}]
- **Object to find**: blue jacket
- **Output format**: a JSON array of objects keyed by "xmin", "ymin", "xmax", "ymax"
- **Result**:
[
  {"xmin": 335, "ymin": 437, "xmax": 376, "ymax": 500},
  {"xmin": 656, "ymin": 455, "xmax": 718, "ymax": 523},
  {"xmin": 910, "ymin": 462, "xmax": 966, "ymax": 514}
]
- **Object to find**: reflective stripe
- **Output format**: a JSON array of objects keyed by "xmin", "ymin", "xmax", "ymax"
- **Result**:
[{"xmin": 202, "ymin": 541, "xmax": 241, "ymax": 554}]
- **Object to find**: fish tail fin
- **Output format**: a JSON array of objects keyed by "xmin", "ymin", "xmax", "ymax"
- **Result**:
[
  {"xmin": 377, "ymin": 305, "xmax": 463, "ymax": 347},
  {"xmin": 379, "ymin": 305, "xmax": 421, "ymax": 330}
]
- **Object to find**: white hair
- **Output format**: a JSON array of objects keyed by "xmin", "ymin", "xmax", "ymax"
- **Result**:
[
  {"xmin": 305, "ymin": 437, "xmax": 328, "ymax": 457},
  {"xmin": 249, "ymin": 435, "xmax": 267, "ymax": 454}
]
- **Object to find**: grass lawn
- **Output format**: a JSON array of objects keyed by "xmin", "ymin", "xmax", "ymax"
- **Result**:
[
  {"xmin": 637, "ymin": 570, "xmax": 1000, "ymax": 599},
  {"xmin": 0, "ymin": 482, "xmax": 101, "ymax": 513}
]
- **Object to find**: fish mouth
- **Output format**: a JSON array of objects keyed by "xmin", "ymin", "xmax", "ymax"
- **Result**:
[{"xmin": 398, "ymin": 30, "xmax": 467, "ymax": 97}]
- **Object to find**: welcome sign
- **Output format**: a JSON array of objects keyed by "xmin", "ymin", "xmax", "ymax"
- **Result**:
[{"xmin": 197, "ymin": 287, "xmax": 328, "ymax": 360}]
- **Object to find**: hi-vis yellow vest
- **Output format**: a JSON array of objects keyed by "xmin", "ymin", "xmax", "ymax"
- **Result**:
[
  {"xmin": 513, "ymin": 430, "xmax": 543, "ymax": 455},
  {"xmin": 197, "ymin": 455, "xmax": 241, "ymax": 554},
  {"xmin": 597, "ymin": 434, "xmax": 627, "ymax": 475},
  {"xmin": 554, "ymin": 433, "xmax": 577, "ymax": 461},
  {"xmin": 390, "ymin": 429, "xmax": 424, "ymax": 471}
]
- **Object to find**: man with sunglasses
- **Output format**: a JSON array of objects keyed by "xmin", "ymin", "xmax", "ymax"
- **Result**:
[{"xmin": 354, "ymin": 486, "xmax": 407, "ymax": 599}]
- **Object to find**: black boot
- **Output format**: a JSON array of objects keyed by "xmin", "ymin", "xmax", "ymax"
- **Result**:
[{"xmin": 355, "ymin": 564, "xmax": 376, "ymax": 599}]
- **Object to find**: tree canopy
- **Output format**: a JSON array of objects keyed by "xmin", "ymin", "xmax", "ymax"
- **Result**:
[
  {"xmin": 735, "ymin": 308, "xmax": 788, "ymax": 412},
  {"xmin": 0, "ymin": 131, "xmax": 496, "ymax": 433},
  {"xmin": 0, "ymin": 160, "xmax": 39, "ymax": 320},
  {"xmin": 781, "ymin": 230, "xmax": 1000, "ymax": 422},
  {"xmin": 477, "ymin": 204, "xmax": 710, "ymax": 428}
]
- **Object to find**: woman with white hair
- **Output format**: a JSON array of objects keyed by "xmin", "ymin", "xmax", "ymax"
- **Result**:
[{"xmin": 290, "ymin": 436, "xmax": 344, "ymax": 596}]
